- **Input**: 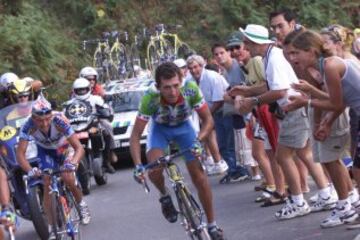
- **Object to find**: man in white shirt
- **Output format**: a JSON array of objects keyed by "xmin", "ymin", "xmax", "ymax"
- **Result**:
[{"xmin": 233, "ymin": 24, "xmax": 311, "ymax": 219}]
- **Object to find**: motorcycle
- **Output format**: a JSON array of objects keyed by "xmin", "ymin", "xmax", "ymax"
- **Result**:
[
  {"xmin": 63, "ymin": 99, "xmax": 109, "ymax": 195},
  {"xmin": 0, "ymin": 101, "xmax": 48, "ymax": 239}
]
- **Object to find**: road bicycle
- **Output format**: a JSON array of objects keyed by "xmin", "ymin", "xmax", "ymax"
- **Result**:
[
  {"xmin": 146, "ymin": 24, "xmax": 176, "ymax": 72},
  {"xmin": 146, "ymin": 24, "xmax": 194, "ymax": 72},
  {"xmin": 92, "ymin": 32, "xmax": 117, "ymax": 83},
  {"xmin": 141, "ymin": 149, "xmax": 211, "ymax": 240},
  {"xmin": 24, "ymin": 169, "xmax": 81, "ymax": 240},
  {"xmin": 110, "ymin": 31, "xmax": 132, "ymax": 80}
]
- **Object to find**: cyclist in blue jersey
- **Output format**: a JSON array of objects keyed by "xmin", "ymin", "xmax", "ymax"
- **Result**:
[
  {"xmin": 131, "ymin": 62, "xmax": 225, "ymax": 240},
  {"xmin": 16, "ymin": 94, "xmax": 91, "ymax": 238}
]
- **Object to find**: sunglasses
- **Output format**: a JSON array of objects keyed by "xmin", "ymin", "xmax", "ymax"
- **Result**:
[
  {"xmin": 17, "ymin": 94, "xmax": 30, "ymax": 99},
  {"xmin": 321, "ymin": 25, "xmax": 342, "ymax": 42},
  {"xmin": 33, "ymin": 109, "xmax": 52, "ymax": 116},
  {"xmin": 227, "ymin": 45, "xmax": 241, "ymax": 51},
  {"xmin": 86, "ymin": 76, "xmax": 96, "ymax": 81}
]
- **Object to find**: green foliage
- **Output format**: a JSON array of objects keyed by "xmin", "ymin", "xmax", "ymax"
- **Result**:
[{"xmin": 0, "ymin": 0, "xmax": 358, "ymax": 103}]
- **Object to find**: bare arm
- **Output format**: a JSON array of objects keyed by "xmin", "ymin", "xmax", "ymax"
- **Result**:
[
  {"xmin": 196, "ymin": 106, "xmax": 214, "ymax": 142},
  {"xmin": 229, "ymin": 82, "xmax": 267, "ymax": 98},
  {"xmin": 16, "ymin": 140, "xmax": 31, "ymax": 172},
  {"xmin": 130, "ymin": 118, "xmax": 147, "ymax": 166},
  {"xmin": 67, "ymin": 134, "xmax": 85, "ymax": 165},
  {"xmin": 210, "ymin": 101, "xmax": 223, "ymax": 114},
  {"xmin": 310, "ymin": 58, "xmax": 346, "ymax": 111}
]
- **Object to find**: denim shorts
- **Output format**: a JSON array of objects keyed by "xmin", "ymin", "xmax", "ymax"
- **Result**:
[
  {"xmin": 146, "ymin": 120, "xmax": 197, "ymax": 162},
  {"xmin": 278, "ymin": 108, "xmax": 310, "ymax": 149}
]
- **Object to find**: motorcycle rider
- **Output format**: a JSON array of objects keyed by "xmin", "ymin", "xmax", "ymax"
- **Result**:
[
  {"xmin": 16, "ymin": 94, "xmax": 91, "ymax": 238},
  {"xmin": 67, "ymin": 77, "xmax": 116, "ymax": 173},
  {"xmin": 79, "ymin": 67, "xmax": 118, "ymax": 164}
]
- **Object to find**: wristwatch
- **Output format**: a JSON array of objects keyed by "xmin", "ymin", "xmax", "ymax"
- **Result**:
[{"xmin": 251, "ymin": 96, "xmax": 260, "ymax": 106}]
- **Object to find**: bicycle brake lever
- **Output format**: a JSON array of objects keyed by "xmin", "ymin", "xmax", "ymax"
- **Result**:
[{"xmin": 141, "ymin": 178, "xmax": 150, "ymax": 194}]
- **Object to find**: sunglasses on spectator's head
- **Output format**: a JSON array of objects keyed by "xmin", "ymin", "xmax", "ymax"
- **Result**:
[
  {"xmin": 321, "ymin": 25, "xmax": 342, "ymax": 42},
  {"xmin": 227, "ymin": 45, "xmax": 241, "ymax": 51},
  {"xmin": 86, "ymin": 76, "xmax": 96, "ymax": 81}
]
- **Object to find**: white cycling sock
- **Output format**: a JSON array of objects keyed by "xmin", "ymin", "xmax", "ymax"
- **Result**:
[{"xmin": 319, "ymin": 186, "xmax": 331, "ymax": 199}]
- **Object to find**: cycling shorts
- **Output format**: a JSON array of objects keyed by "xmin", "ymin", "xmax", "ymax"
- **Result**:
[
  {"xmin": 37, "ymin": 144, "xmax": 75, "ymax": 170},
  {"xmin": 146, "ymin": 120, "xmax": 196, "ymax": 162}
]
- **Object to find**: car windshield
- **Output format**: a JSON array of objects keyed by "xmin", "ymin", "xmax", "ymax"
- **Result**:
[{"xmin": 110, "ymin": 90, "xmax": 144, "ymax": 113}]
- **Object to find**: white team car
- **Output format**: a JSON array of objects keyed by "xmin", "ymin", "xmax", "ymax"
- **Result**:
[{"xmin": 104, "ymin": 77, "xmax": 154, "ymax": 153}]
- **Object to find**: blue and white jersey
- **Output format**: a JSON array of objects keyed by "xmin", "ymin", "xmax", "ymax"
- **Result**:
[{"xmin": 19, "ymin": 112, "xmax": 74, "ymax": 149}]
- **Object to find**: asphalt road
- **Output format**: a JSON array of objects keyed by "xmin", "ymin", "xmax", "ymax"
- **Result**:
[{"xmin": 15, "ymin": 161, "xmax": 360, "ymax": 240}]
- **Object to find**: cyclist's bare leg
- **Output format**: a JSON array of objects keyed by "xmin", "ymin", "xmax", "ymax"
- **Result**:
[
  {"xmin": 0, "ymin": 168, "xmax": 10, "ymax": 206},
  {"xmin": 62, "ymin": 172, "xmax": 83, "ymax": 203},
  {"xmin": 146, "ymin": 148, "xmax": 167, "ymax": 195},
  {"xmin": 42, "ymin": 176, "xmax": 53, "ymax": 225},
  {"xmin": 186, "ymin": 159, "xmax": 214, "ymax": 223}
]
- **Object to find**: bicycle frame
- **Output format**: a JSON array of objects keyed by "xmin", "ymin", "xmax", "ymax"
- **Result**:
[
  {"xmin": 142, "ymin": 150, "xmax": 210, "ymax": 240},
  {"xmin": 24, "ymin": 169, "xmax": 80, "ymax": 239}
]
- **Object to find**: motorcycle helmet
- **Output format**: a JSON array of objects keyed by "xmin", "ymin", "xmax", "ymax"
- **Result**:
[
  {"xmin": 9, "ymin": 78, "xmax": 32, "ymax": 103},
  {"xmin": 0, "ymin": 72, "xmax": 19, "ymax": 89},
  {"xmin": 79, "ymin": 66, "xmax": 98, "ymax": 82},
  {"xmin": 73, "ymin": 78, "xmax": 91, "ymax": 100}
]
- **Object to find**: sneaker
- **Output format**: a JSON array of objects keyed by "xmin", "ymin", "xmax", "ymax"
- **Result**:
[
  {"xmin": 251, "ymin": 175, "xmax": 262, "ymax": 181},
  {"xmin": 309, "ymin": 193, "xmax": 319, "ymax": 203},
  {"xmin": 275, "ymin": 199, "xmax": 311, "ymax": 220},
  {"xmin": 320, "ymin": 203, "xmax": 358, "ymax": 228},
  {"xmin": 310, "ymin": 196, "xmax": 337, "ymax": 212},
  {"xmin": 219, "ymin": 172, "xmax": 248, "ymax": 184},
  {"xmin": 207, "ymin": 160, "xmax": 228, "ymax": 176},
  {"xmin": 208, "ymin": 226, "xmax": 225, "ymax": 240},
  {"xmin": 79, "ymin": 201, "xmax": 91, "ymax": 225},
  {"xmin": 346, "ymin": 216, "xmax": 360, "ymax": 230},
  {"xmin": 159, "ymin": 195, "xmax": 178, "ymax": 223}
]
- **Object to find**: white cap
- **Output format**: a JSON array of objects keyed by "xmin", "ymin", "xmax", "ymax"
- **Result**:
[
  {"xmin": 239, "ymin": 24, "xmax": 274, "ymax": 44},
  {"xmin": 173, "ymin": 58, "xmax": 187, "ymax": 68}
]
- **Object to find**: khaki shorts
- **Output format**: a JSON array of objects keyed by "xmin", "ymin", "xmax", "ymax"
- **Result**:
[
  {"xmin": 278, "ymin": 108, "xmax": 310, "ymax": 149},
  {"xmin": 312, "ymin": 133, "xmax": 350, "ymax": 163}
]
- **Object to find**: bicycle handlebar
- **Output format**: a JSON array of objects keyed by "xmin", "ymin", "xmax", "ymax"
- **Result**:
[{"xmin": 144, "ymin": 149, "xmax": 190, "ymax": 170}]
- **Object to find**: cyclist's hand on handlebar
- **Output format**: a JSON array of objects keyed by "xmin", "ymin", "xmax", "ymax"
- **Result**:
[
  {"xmin": 191, "ymin": 139, "xmax": 204, "ymax": 159},
  {"xmin": 133, "ymin": 164, "xmax": 145, "ymax": 184},
  {"xmin": 27, "ymin": 167, "xmax": 41, "ymax": 178}
]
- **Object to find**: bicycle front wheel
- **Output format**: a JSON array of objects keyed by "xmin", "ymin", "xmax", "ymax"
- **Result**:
[
  {"xmin": 110, "ymin": 45, "xmax": 128, "ymax": 80},
  {"xmin": 50, "ymin": 193, "xmax": 66, "ymax": 240},
  {"xmin": 176, "ymin": 43, "xmax": 193, "ymax": 59},
  {"xmin": 65, "ymin": 190, "xmax": 82, "ymax": 240},
  {"xmin": 176, "ymin": 186, "xmax": 210, "ymax": 240}
]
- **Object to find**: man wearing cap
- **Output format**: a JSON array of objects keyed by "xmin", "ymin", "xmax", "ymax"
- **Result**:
[
  {"xmin": 173, "ymin": 58, "xmax": 189, "ymax": 79},
  {"xmin": 232, "ymin": 24, "xmax": 312, "ymax": 220}
]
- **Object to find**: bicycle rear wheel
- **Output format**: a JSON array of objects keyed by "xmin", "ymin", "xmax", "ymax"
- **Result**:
[
  {"xmin": 130, "ymin": 43, "xmax": 142, "ymax": 77},
  {"xmin": 176, "ymin": 185, "xmax": 210, "ymax": 240},
  {"xmin": 93, "ymin": 50, "xmax": 105, "ymax": 83}
]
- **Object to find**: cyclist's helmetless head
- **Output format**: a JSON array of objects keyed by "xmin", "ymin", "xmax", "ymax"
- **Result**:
[{"xmin": 155, "ymin": 62, "xmax": 183, "ymax": 105}]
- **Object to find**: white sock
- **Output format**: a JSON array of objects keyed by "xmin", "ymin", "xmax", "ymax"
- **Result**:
[
  {"xmin": 337, "ymin": 198, "xmax": 349, "ymax": 209},
  {"xmin": 319, "ymin": 186, "xmax": 331, "ymax": 199},
  {"xmin": 292, "ymin": 194, "xmax": 304, "ymax": 205}
]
